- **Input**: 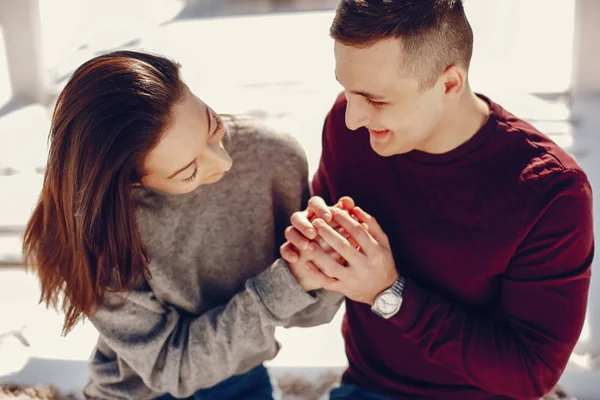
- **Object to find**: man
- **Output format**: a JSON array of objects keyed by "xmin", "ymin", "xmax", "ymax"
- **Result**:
[{"xmin": 281, "ymin": 1, "xmax": 594, "ymax": 399}]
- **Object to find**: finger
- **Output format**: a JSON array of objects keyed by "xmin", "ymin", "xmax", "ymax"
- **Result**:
[
  {"xmin": 314, "ymin": 235, "xmax": 333, "ymax": 252},
  {"xmin": 322, "ymin": 278, "xmax": 344, "ymax": 293},
  {"xmin": 308, "ymin": 196, "xmax": 332, "ymax": 222},
  {"xmin": 290, "ymin": 211, "xmax": 317, "ymax": 239},
  {"xmin": 333, "ymin": 198, "xmax": 359, "ymax": 223},
  {"xmin": 280, "ymin": 242, "xmax": 300, "ymax": 263},
  {"xmin": 284, "ymin": 226, "xmax": 310, "ymax": 251},
  {"xmin": 331, "ymin": 208, "xmax": 378, "ymax": 254},
  {"xmin": 323, "ymin": 225, "xmax": 359, "ymax": 249},
  {"xmin": 312, "ymin": 218, "xmax": 363, "ymax": 265},
  {"xmin": 306, "ymin": 243, "xmax": 350, "ymax": 280},
  {"xmin": 313, "ymin": 234, "xmax": 347, "ymax": 263},
  {"xmin": 335, "ymin": 257, "xmax": 348, "ymax": 266},
  {"xmin": 352, "ymin": 207, "xmax": 390, "ymax": 247},
  {"xmin": 335, "ymin": 196, "xmax": 355, "ymax": 211},
  {"xmin": 335, "ymin": 254, "xmax": 349, "ymax": 266},
  {"xmin": 336, "ymin": 227, "xmax": 360, "ymax": 249},
  {"xmin": 305, "ymin": 261, "xmax": 338, "ymax": 287},
  {"xmin": 326, "ymin": 248, "xmax": 345, "ymax": 264}
]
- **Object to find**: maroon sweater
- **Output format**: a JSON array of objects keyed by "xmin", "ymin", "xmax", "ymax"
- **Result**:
[{"xmin": 312, "ymin": 94, "xmax": 593, "ymax": 400}]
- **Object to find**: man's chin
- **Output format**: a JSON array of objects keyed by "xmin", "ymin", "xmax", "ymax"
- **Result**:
[
  {"xmin": 370, "ymin": 139, "xmax": 398, "ymax": 157},
  {"xmin": 370, "ymin": 141, "xmax": 414, "ymax": 158}
]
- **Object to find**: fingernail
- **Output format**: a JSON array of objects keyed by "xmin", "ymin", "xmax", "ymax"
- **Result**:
[
  {"xmin": 300, "ymin": 240, "xmax": 309, "ymax": 250},
  {"xmin": 308, "ymin": 243, "xmax": 317, "ymax": 252},
  {"xmin": 323, "ymin": 212, "xmax": 332, "ymax": 220},
  {"xmin": 313, "ymin": 219, "xmax": 324, "ymax": 227},
  {"xmin": 306, "ymin": 228, "xmax": 315, "ymax": 235}
]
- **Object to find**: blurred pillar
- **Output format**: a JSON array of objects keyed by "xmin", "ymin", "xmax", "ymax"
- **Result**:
[
  {"xmin": 572, "ymin": 0, "xmax": 600, "ymax": 95},
  {"xmin": 572, "ymin": 0, "xmax": 600, "ymax": 369},
  {"xmin": 0, "ymin": 0, "xmax": 47, "ymax": 103}
]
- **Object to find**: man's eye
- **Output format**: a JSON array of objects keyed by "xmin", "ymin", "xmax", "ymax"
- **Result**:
[{"xmin": 367, "ymin": 98, "xmax": 386, "ymax": 108}]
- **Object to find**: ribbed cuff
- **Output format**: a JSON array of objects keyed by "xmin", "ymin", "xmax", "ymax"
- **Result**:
[
  {"xmin": 249, "ymin": 258, "xmax": 319, "ymax": 321},
  {"xmin": 389, "ymin": 276, "xmax": 428, "ymax": 334}
]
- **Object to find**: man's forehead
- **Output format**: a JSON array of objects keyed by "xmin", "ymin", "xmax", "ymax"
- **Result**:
[
  {"xmin": 335, "ymin": 61, "xmax": 401, "ymax": 95},
  {"xmin": 335, "ymin": 38, "xmax": 404, "ymax": 62},
  {"xmin": 336, "ymin": 42, "xmax": 407, "ymax": 76},
  {"xmin": 334, "ymin": 42, "xmax": 417, "ymax": 93}
]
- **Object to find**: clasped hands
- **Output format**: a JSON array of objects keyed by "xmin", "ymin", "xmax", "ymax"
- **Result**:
[{"xmin": 281, "ymin": 196, "xmax": 398, "ymax": 306}]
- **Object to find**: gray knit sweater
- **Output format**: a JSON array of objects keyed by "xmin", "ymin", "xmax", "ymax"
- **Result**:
[{"xmin": 82, "ymin": 119, "xmax": 344, "ymax": 400}]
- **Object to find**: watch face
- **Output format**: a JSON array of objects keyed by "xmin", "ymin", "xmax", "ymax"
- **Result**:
[{"xmin": 375, "ymin": 292, "xmax": 400, "ymax": 315}]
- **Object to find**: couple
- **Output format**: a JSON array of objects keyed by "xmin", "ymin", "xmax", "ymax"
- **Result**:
[{"xmin": 23, "ymin": 1, "xmax": 593, "ymax": 399}]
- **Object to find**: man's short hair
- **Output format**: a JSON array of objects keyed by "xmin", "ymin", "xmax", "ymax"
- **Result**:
[{"xmin": 331, "ymin": 0, "xmax": 474, "ymax": 89}]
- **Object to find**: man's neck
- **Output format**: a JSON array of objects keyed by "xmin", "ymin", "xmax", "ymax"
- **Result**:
[{"xmin": 421, "ymin": 88, "xmax": 490, "ymax": 155}]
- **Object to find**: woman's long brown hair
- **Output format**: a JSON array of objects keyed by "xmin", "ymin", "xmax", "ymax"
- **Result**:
[{"xmin": 23, "ymin": 51, "xmax": 186, "ymax": 334}]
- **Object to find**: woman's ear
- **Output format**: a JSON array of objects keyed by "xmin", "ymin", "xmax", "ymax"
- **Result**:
[{"xmin": 130, "ymin": 174, "xmax": 144, "ymax": 187}]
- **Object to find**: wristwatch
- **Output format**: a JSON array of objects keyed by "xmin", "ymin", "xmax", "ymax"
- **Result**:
[{"xmin": 371, "ymin": 276, "xmax": 405, "ymax": 319}]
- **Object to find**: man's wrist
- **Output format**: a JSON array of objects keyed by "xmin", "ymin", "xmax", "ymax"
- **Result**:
[
  {"xmin": 371, "ymin": 276, "xmax": 405, "ymax": 319},
  {"xmin": 370, "ymin": 272, "xmax": 400, "ymax": 305}
]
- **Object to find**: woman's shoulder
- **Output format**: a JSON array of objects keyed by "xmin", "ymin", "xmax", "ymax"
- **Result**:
[{"xmin": 223, "ymin": 116, "xmax": 307, "ymax": 165}]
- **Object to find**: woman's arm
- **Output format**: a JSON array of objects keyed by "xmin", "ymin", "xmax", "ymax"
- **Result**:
[{"xmin": 89, "ymin": 258, "xmax": 318, "ymax": 399}]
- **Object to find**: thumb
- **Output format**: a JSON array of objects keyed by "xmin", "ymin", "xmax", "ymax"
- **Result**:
[{"xmin": 335, "ymin": 196, "xmax": 355, "ymax": 211}]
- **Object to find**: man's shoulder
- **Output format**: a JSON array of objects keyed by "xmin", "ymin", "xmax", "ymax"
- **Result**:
[{"xmin": 490, "ymin": 99, "xmax": 589, "ymax": 201}]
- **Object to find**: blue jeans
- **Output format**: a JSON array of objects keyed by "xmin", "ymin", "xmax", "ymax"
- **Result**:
[
  {"xmin": 155, "ymin": 365, "xmax": 280, "ymax": 400},
  {"xmin": 327, "ymin": 383, "xmax": 393, "ymax": 400}
]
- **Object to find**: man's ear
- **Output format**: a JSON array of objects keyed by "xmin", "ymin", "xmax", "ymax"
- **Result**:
[{"xmin": 441, "ymin": 64, "xmax": 466, "ymax": 99}]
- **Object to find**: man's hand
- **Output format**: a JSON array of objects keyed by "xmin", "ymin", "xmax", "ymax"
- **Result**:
[
  {"xmin": 287, "ymin": 218, "xmax": 350, "ymax": 292},
  {"xmin": 287, "ymin": 236, "xmax": 339, "ymax": 292},
  {"xmin": 280, "ymin": 196, "xmax": 355, "ymax": 264},
  {"xmin": 308, "ymin": 207, "xmax": 398, "ymax": 305}
]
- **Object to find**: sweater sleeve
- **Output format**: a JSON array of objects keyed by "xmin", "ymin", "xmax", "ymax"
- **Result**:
[
  {"xmin": 271, "ymin": 129, "xmax": 344, "ymax": 328},
  {"xmin": 387, "ymin": 169, "xmax": 593, "ymax": 399},
  {"xmin": 88, "ymin": 258, "xmax": 321, "ymax": 399}
]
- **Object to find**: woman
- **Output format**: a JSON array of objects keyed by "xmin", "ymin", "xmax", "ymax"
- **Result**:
[{"xmin": 22, "ymin": 51, "xmax": 343, "ymax": 400}]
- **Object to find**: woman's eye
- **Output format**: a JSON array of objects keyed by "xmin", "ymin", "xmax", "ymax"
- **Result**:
[
  {"xmin": 212, "ymin": 116, "xmax": 224, "ymax": 136},
  {"xmin": 183, "ymin": 164, "xmax": 198, "ymax": 183}
]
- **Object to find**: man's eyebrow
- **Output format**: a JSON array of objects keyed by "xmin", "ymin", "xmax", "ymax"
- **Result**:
[{"xmin": 335, "ymin": 73, "xmax": 387, "ymax": 100}]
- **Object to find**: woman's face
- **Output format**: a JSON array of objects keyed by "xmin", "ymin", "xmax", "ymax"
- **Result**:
[{"xmin": 141, "ymin": 89, "xmax": 233, "ymax": 195}]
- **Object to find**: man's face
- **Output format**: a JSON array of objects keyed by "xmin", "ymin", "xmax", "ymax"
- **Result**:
[{"xmin": 334, "ymin": 38, "xmax": 446, "ymax": 157}]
